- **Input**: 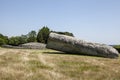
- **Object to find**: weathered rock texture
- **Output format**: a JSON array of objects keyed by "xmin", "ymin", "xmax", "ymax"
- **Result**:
[
  {"xmin": 20, "ymin": 42, "xmax": 46, "ymax": 49},
  {"xmin": 46, "ymin": 33, "xmax": 119, "ymax": 58}
]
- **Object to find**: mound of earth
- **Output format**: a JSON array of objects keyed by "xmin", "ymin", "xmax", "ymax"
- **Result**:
[{"xmin": 20, "ymin": 42, "xmax": 46, "ymax": 49}]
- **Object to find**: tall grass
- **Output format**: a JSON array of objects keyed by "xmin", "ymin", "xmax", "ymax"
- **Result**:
[{"xmin": 0, "ymin": 48, "xmax": 120, "ymax": 80}]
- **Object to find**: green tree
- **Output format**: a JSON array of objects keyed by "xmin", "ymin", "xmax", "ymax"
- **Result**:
[
  {"xmin": 8, "ymin": 37, "xmax": 20, "ymax": 46},
  {"xmin": 27, "ymin": 30, "xmax": 36, "ymax": 42},
  {"xmin": 0, "ymin": 38, "xmax": 5, "ymax": 46},
  {"xmin": 8, "ymin": 35, "xmax": 28, "ymax": 46},
  {"xmin": 0, "ymin": 33, "xmax": 8, "ymax": 44},
  {"xmin": 37, "ymin": 26, "xmax": 50, "ymax": 44},
  {"xmin": 19, "ymin": 35, "xmax": 28, "ymax": 44}
]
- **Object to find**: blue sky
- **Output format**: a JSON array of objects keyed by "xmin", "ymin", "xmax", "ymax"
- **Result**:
[{"xmin": 0, "ymin": 0, "xmax": 120, "ymax": 44}]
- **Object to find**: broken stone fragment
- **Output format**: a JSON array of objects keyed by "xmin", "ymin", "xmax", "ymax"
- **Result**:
[{"xmin": 46, "ymin": 33, "xmax": 119, "ymax": 58}]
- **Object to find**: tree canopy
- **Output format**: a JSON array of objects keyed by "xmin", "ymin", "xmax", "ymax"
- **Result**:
[
  {"xmin": 37, "ymin": 26, "xmax": 50, "ymax": 44},
  {"xmin": 27, "ymin": 30, "xmax": 37, "ymax": 42},
  {"xmin": 0, "ymin": 33, "xmax": 8, "ymax": 45}
]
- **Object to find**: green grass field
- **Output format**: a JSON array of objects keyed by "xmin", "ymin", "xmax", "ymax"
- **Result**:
[{"xmin": 0, "ymin": 47, "xmax": 120, "ymax": 80}]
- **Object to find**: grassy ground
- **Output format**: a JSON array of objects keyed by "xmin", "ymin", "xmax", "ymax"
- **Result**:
[{"xmin": 0, "ymin": 47, "xmax": 120, "ymax": 80}]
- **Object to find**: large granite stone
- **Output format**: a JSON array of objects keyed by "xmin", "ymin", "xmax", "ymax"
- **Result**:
[{"xmin": 46, "ymin": 33, "xmax": 119, "ymax": 58}]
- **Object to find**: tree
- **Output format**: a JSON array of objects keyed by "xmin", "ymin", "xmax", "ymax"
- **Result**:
[
  {"xmin": 27, "ymin": 30, "xmax": 36, "ymax": 42},
  {"xmin": 8, "ymin": 36, "xmax": 20, "ymax": 46},
  {"xmin": 8, "ymin": 35, "xmax": 28, "ymax": 46},
  {"xmin": 0, "ymin": 38, "xmax": 5, "ymax": 46},
  {"xmin": 37, "ymin": 26, "xmax": 50, "ymax": 44},
  {"xmin": 19, "ymin": 35, "xmax": 28, "ymax": 44},
  {"xmin": 0, "ymin": 33, "xmax": 8, "ymax": 44}
]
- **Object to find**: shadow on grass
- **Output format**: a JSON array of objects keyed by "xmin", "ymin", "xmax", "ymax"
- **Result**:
[{"xmin": 43, "ymin": 51, "xmax": 105, "ymax": 58}]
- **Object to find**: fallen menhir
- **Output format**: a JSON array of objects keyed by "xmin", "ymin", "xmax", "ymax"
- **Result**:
[{"xmin": 46, "ymin": 33, "xmax": 119, "ymax": 58}]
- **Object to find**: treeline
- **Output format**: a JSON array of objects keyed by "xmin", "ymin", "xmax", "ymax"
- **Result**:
[{"xmin": 0, "ymin": 26, "xmax": 74, "ymax": 46}]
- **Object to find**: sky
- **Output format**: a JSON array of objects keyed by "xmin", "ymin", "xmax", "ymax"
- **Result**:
[{"xmin": 0, "ymin": 0, "xmax": 120, "ymax": 44}]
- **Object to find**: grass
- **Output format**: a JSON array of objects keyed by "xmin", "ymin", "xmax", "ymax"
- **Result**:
[{"xmin": 0, "ymin": 48, "xmax": 120, "ymax": 80}]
